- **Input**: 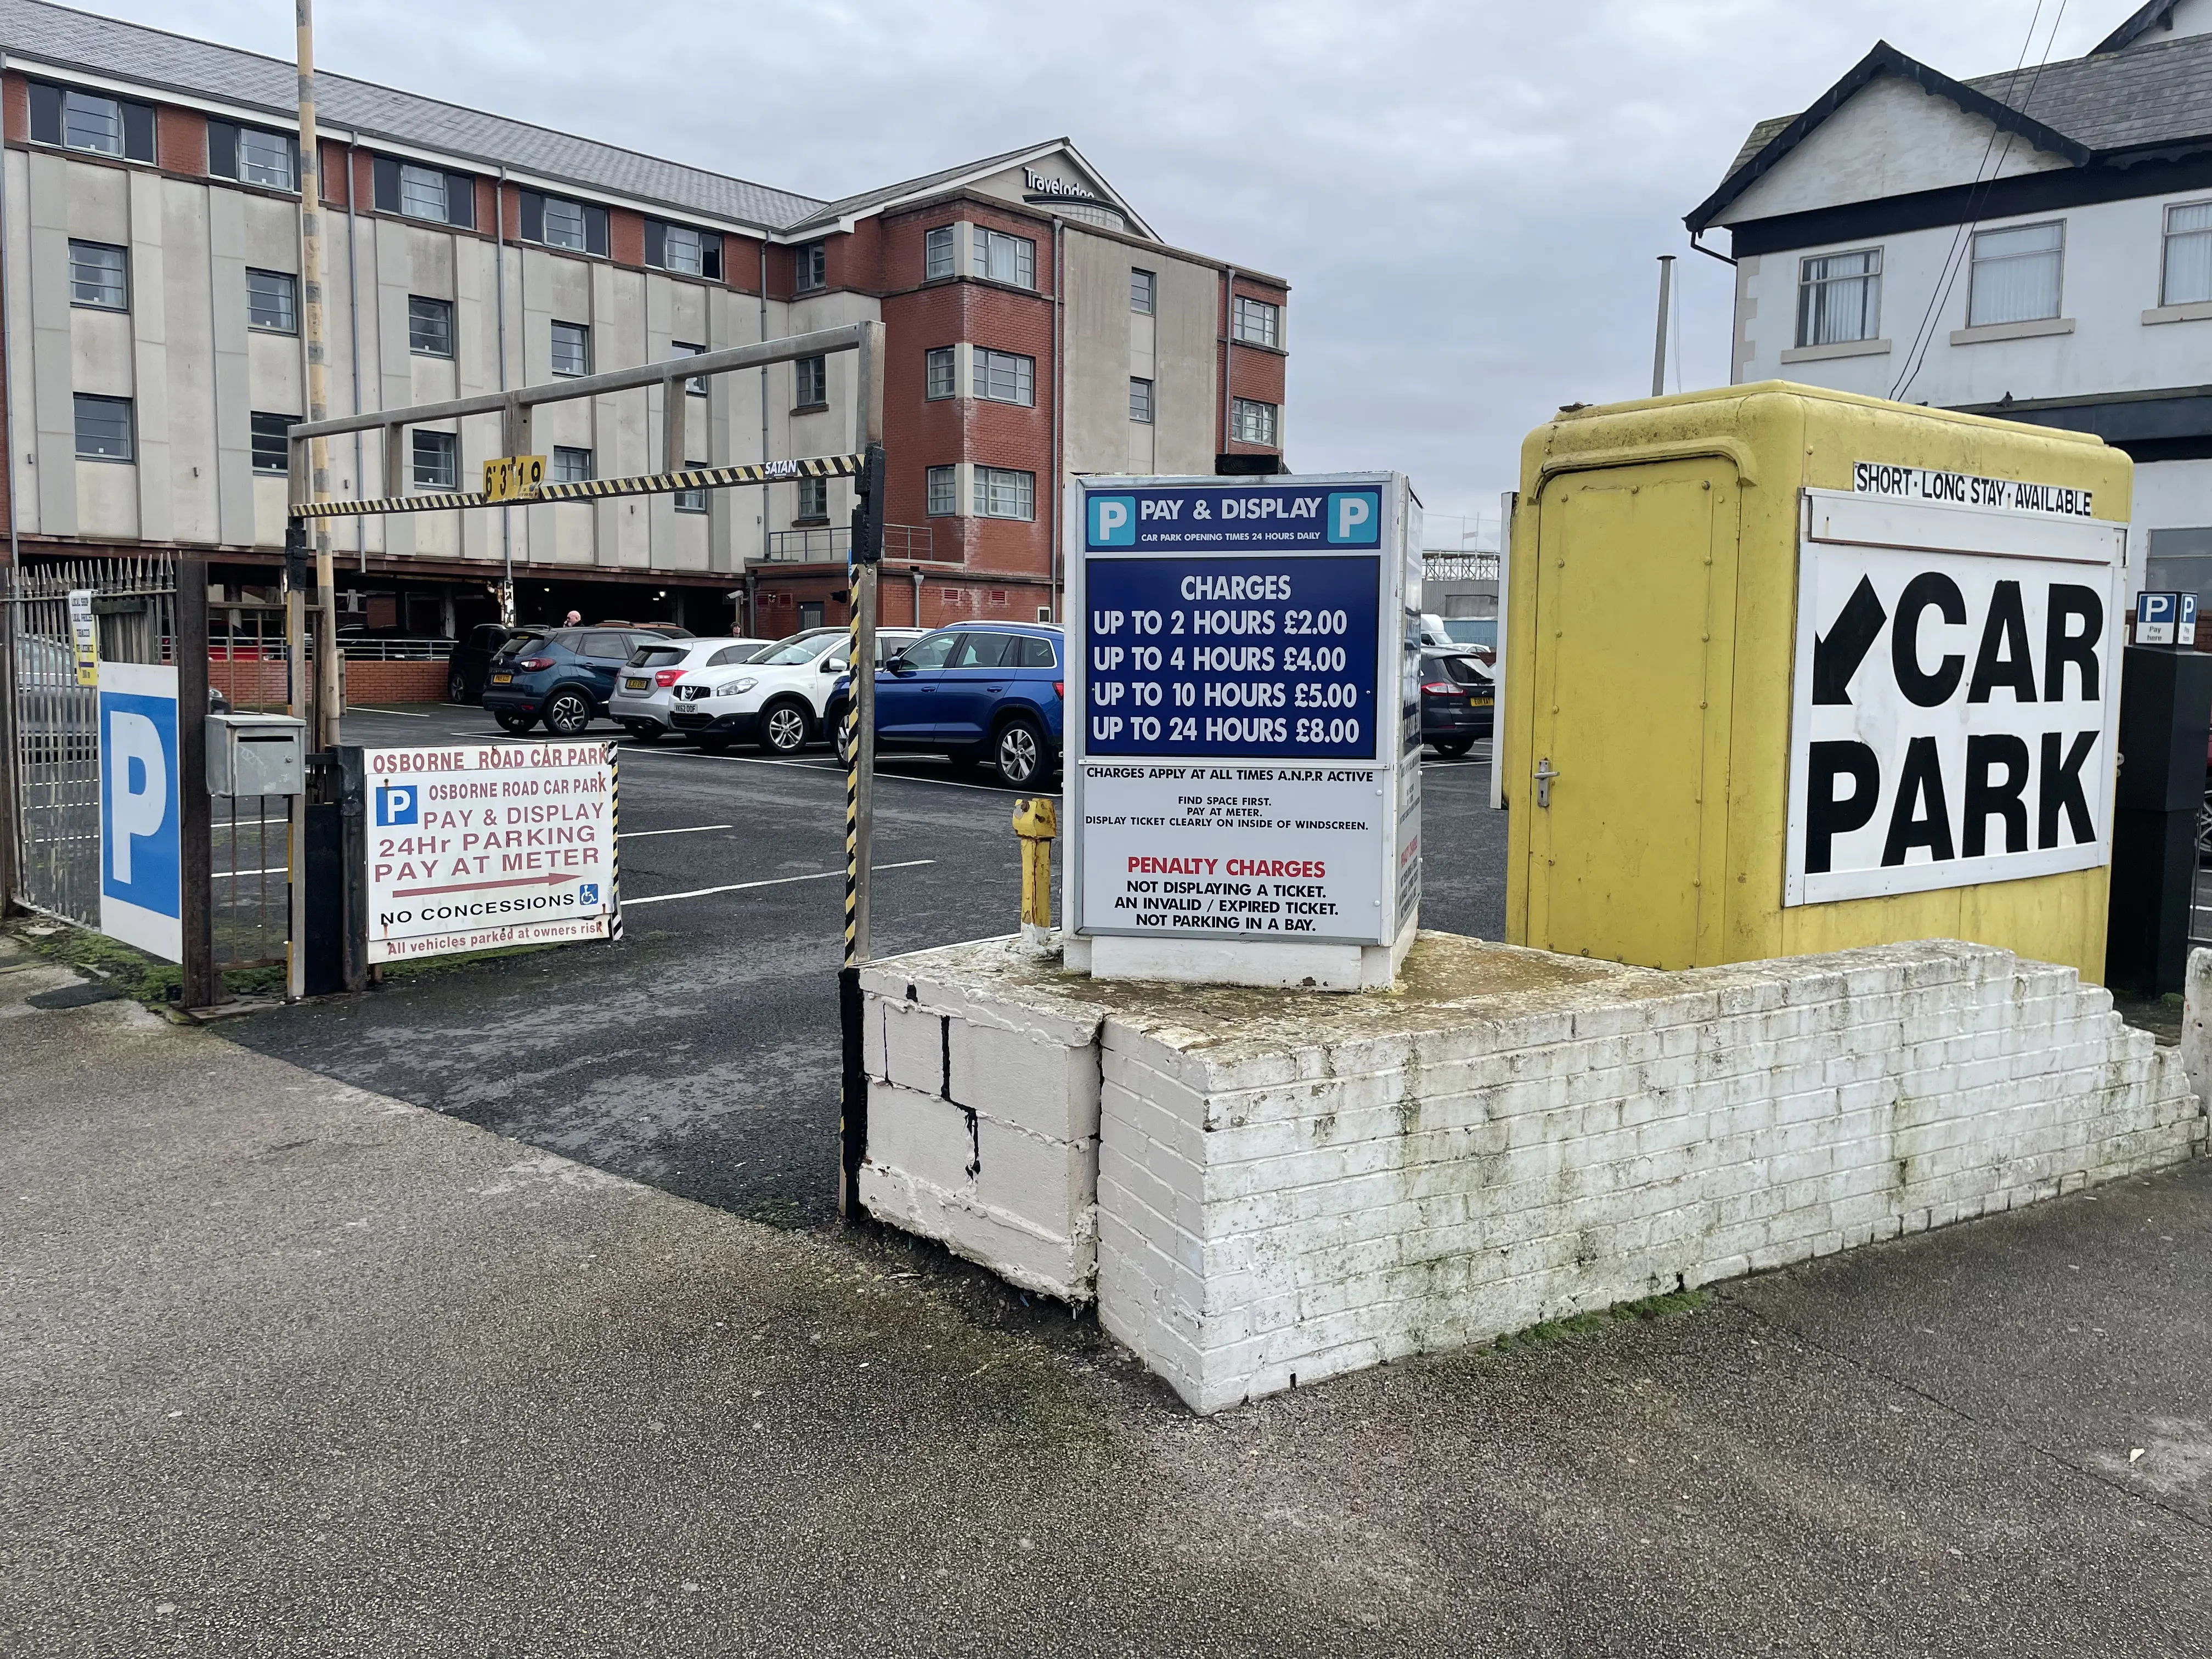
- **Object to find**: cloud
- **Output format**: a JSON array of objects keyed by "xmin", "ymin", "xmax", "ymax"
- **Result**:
[{"xmin": 104, "ymin": 0, "xmax": 2120, "ymax": 540}]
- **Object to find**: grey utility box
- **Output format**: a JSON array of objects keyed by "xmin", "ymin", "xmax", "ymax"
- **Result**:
[{"xmin": 207, "ymin": 712, "xmax": 307, "ymax": 797}]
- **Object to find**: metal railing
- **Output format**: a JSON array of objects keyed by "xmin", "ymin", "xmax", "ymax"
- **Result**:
[{"xmin": 761, "ymin": 523, "xmax": 934, "ymax": 564}]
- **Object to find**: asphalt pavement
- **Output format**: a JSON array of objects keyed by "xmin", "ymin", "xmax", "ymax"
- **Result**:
[
  {"xmin": 5, "ymin": 934, "xmax": 2208, "ymax": 1657},
  {"xmin": 218, "ymin": 703, "xmax": 1508, "ymax": 1227}
]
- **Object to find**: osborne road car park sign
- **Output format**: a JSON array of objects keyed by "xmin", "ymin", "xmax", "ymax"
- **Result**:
[
  {"xmin": 99, "ymin": 661, "xmax": 183, "ymax": 962},
  {"xmin": 365, "ymin": 741, "xmax": 620, "ymax": 963},
  {"xmin": 1784, "ymin": 474, "xmax": 2128, "ymax": 906},
  {"xmin": 1067, "ymin": 473, "xmax": 1422, "ymax": 947}
]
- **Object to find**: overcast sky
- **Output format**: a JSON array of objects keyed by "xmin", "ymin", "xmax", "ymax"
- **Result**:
[{"xmin": 91, "ymin": 0, "xmax": 2122, "ymax": 545}]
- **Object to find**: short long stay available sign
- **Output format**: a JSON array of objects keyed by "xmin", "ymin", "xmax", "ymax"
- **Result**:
[
  {"xmin": 365, "ymin": 741, "xmax": 619, "ymax": 963},
  {"xmin": 1785, "ymin": 487, "xmax": 2125, "ymax": 906}
]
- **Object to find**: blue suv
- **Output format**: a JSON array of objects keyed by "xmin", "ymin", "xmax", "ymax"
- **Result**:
[
  {"xmin": 482, "ymin": 626, "xmax": 689, "ymax": 735},
  {"xmin": 830, "ymin": 624, "xmax": 1063, "ymax": 785}
]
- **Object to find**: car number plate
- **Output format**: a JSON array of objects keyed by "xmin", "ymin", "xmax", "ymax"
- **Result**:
[
  {"xmin": 623, "ymin": 676, "xmax": 648, "ymax": 690},
  {"xmin": 492, "ymin": 672, "xmax": 513, "ymax": 684}
]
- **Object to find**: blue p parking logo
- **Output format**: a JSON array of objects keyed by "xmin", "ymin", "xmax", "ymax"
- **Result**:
[
  {"xmin": 377, "ymin": 784, "xmax": 419, "ymax": 826},
  {"xmin": 1088, "ymin": 494, "xmax": 1137, "ymax": 547},
  {"xmin": 1325, "ymin": 490, "xmax": 1381, "ymax": 546}
]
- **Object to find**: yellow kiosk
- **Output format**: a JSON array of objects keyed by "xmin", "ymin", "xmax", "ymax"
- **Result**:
[{"xmin": 1502, "ymin": 381, "xmax": 2131, "ymax": 982}]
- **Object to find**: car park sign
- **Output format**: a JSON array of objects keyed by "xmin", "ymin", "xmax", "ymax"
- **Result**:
[
  {"xmin": 1785, "ymin": 486, "xmax": 2126, "ymax": 906},
  {"xmin": 1066, "ymin": 473, "xmax": 1422, "ymax": 950},
  {"xmin": 98, "ymin": 662, "xmax": 182, "ymax": 962},
  {"xmin": 364, "ymin": 741, "xmax": 620, "ymax": 963}
]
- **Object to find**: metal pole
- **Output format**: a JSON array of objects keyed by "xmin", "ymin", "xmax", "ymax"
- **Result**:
[
  {"xmin": 839, "ymin": 320, "xmax": 885, "ymax": 1221},
  {"xmin": 285, "ymin": 521, "xmax": 307, "ymax": 1002},
  {"xmin": 0, "ymin": 47, "xmax": 19, "ymax": 917},
  {"xmin": 495, "ymin": 165, "xmax": 513, "ymax": 623},
  {"xmin": 177, "ymin": 554, "xmax": 218, "ymax": 1008},
  {"xmin": 1651, "ymin": 254, "xmax": 1675, "ymax": 400},
  {"xmin": 297, "ymin": 0, "xmax": 340, "ymax": 749}
]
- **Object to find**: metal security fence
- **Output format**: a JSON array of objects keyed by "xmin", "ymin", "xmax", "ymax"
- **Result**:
[{"xmin": 3, "ymin": 555, "xmax": 176, "ymax": 927}]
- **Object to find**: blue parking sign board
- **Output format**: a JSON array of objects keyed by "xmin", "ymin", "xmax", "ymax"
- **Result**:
[{"xmin": 98, "ymin": 661, "xmax": 182, "ymax": 962}]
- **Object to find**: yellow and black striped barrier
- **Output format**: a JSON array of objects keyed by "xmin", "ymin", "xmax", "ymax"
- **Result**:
[{"xmin": 290, "ymin": 452, "xmax": 864, "ymax": 520}]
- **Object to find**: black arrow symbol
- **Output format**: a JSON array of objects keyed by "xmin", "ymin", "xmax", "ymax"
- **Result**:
[{"xmin": 1813, "ymin": 577, "xmax": 1887, "ymax": 705}]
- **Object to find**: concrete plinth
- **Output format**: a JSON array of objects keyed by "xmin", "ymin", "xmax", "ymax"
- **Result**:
[{"xmin": 860, "ymin": 932, "xmax": 2206, "ymax": 1413}]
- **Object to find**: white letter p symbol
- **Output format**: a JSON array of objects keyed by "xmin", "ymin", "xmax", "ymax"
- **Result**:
[{"xmin": 108, "ymin": 711, "xmax": 167, "ymax": 885}]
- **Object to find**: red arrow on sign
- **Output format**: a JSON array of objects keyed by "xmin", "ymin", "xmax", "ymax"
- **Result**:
[{"xmin": 391, "ymin": 871, "xmax": 584, "ymax": 899}]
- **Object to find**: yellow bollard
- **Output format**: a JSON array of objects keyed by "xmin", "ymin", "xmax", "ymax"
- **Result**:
[{"xmin": 1012, "ymin": 797, "xmax": 1058, "ymax": 955}]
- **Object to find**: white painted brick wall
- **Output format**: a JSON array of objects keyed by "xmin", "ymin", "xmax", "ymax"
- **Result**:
[{"xmin": 860, "ymin": 933, "xmax": 2207, "ymax": 1414}]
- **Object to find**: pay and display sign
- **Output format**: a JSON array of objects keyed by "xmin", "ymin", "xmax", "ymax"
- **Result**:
[
  {"xmin": 365, "ymin": 741, "xmax": 619, "ymax": 963},
  {"xmin": 1785, "ymin": 488, "xmax": 2125, "ymax": 906}
]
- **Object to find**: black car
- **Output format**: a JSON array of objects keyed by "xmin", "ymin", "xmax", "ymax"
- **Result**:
[
  {"xmin": 1418, "ymin": 650, "xmax": 1493, "ymax": 756},
  {"xmin": 447, "ymin": 624, "xmax": 535, "ymax": 705},
  {"xmin": 482, "ymin": 627, "xmax": 690, "ymax": 735}
]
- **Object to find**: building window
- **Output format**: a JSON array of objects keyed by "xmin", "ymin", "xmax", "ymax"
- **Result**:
[
  {"xmin": 551, "ymin": 320, "xmax": 590, "ymax": 377},
  {"xmin": 647, "ymin": 221, "xmax": 723, "ymax": 280},
  {"xmin": 1967, "ymin": 221, "xmax": 2064, "ymax": 328},
  {"xmin": 247, "ymin": 268, "xmax": 298, "ymax": 333},
  {"xmin": 520, "ymin": 190, "xmax": 608, "ymax": 257},
  {"xmin": 1796, "ymin": 249, "xmax": 1882, "ymax": 347},
  {"xmin": 973, "ymin": 466, "xmax": 1034, "ymax": 520},
  {"xmin": 794, "ymin": 354, "xmax": 827, "ymax": 409},
  {"xmin": 926, "ymin": 347, "xmax": 956, "ymax": 400},
  {"xmin": 206, "ymin": 120, "xmax": 298, "ymax": 192},
  {"xmin": 671, "ymin": 341, "xmax": 709, "ymax": 396},
  {"xmin": 552, "ymin": 446, "xmax": 594, "ymax": 483},
  {"xmin": 973, "ymin": 348, "xmax": 1034, "ymax": 406},
  {"xmin": 2162, "ymin": 201, "xmax": 2212, "ymax": 308},
  {"xmin": 795, "ymin": 476, "xmax": 829, "ymax": 521},
  {"xmin": 29, "ymin": 83, "xmax": 155, "ymax": 162},
  {"xmin": 1232, "ymin": 397, "xmax": 1278, "ymax": 446},
  {"xmin": 409, "ymin": 296, "xmax": 454, "ymax": 357},
  {"xmin": 74, "ymin": 394, "xmax": 133, "ymax": 461},
  {"xmin": 1233, "ymin": 296, "xmax": 1280, "ymax": 348},
  {"xmin": 250, "ymin": 411, "xmax": 295, "ymax": 476},
  {"xmin": 927, "ymin": 465, "xmax": 957, "ymax": 517},
  {"xmin": 412, "ymin": 430, "xmax": 457, "ymax": 490},
  {"xmin": 674, "ymin": 484, "xmax": 708, "ymax": 514},
  {"xmin": 373, "ymin": 157, "xmax": 475, "ymax": 229},
  {"xmin": 1131, "ymin": 268, "xmax": 1155, "ymax": 314},
  {"xmin": 796, "ymin": 241, "xmax": 827, "ymax": 292},
  {"xmin": 68, "ymin": 241, "xmax": 127, "ymax": 311},
  {"xmin": 1130, "ymin": 377, "xmax": 1154, "ymax": 424},
  {"xmin": 973, "ymin": 227, "xmax": 1035, "ymax": 289},
  {"xmin": 924, "ymin": 225, "xmax": 956, "ymax": 281}
]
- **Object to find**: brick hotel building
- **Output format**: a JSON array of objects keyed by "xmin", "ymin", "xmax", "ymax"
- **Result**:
[{"xmin": 0, "ymin": 0, "xmax": 1289, "ymax": 643}]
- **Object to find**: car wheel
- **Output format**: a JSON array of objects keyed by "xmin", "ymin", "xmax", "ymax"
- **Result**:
[
  {"xmin": 830, "ymin": 704, "xmax": 858, "ymax": 765},
  {"xmin": 623, "ymin": 721, "xmax": 663, "ymax": 745},
  {"xmin": 495, "ymin": 710, "xmax": 536, "ymax": 735},
  {"xmin": 447, "ymin": 668, "xmax": 469, "ymax": 704},
  {"xmin": 760, "ymin": 699, "xmax": 811, "ymax": 755},
  {"xmin": 542, "ymin": 689, "xmax": 593, "ymax": 736},
  {"xmin": 1431, "ymin": 737, "xmax": 1475, "ymax": 758},
  {"xmin": 995, "ymin": 716, "xmax": 1046, "ymax": 786}
]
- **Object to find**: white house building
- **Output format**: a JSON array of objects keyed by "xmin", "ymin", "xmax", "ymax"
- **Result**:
[{"xmin": 1687, "ymin": 0, "xmax": 2212, "ymax": 605}]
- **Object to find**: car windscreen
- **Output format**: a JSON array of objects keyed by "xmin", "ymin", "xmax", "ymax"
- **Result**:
[
  {"xmin": 1424, "ymin": 653, "xmax": 1487, "ymax": 686},
  {"xmin": 755, "ymin": 634, "xmax": 834, "ymax": 667},
  {"xmin": 629, "ymin": 646, "xmax": 690, "ymax": 668},
  {"xmin": 494, "ymin": 632, "xmax": 547, "ymax": 659}
]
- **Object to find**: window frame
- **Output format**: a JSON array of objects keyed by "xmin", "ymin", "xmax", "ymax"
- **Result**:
[
  {"xmin": 646, "ymin": 220, "xmax": 723, "ymax": 280},
  {"xmin": 794, "ymin": 475, "xmax": 830, "ymax": 523},
  {"xmin": 408, "ymin": 295, "xmax": 455, "ymax": 359},
  {"xmin": 249, "ymin": 411, "xmax": 296, "ymax": 476},
  {"xmin": 373, "ymin": 156, "xmax": 476, "ymax": 230},
  {"xmin": 67, "ymin": 240, "xmax": 128, "ymax": 312},
  {"xmin": 1966, "ymin": 219, "xmax": 2066, "ymax": 328},
  {"xmin": 29, "ymin": 83, "xmax": 156, "ymax": 163},
  {"xmin": 246, "ymin": 267, "xmax": 299, "ymax": 335},
  {"xmin": 1231, "ymin": 397, "xmax": 1279, "ymax": 447},
  {"xmin": 552, "ymin": 445, "xmax": 595, "ymax": 484},
  {"xmin": 520, "ymin": 189, "xmax": 610, "ymax": 258},
  {"xmin": 550, "ymin": 320, "xmax": 591, "ymax": 378},
  {"xmin": 673, "ymin": 483, "xmax": 709, "ymax": 514},
  {"xmin": 670, "ymin": 341, "xmax": 709, "ymax": 397},
  {"xmin": 972, "ymin": 348, "xmax": 1035, "ymax": 407},
  {"xmin": 74, "ymin": 393, "xmax": 135, "ymax": 462},
  {"xmin": 972, "ymin": 227, "xmax": 1036, "ymax": 289},
  {"xmin": 926, "ymin": 465, "xmax": 958, "ymax": 517},
  {"xmin": 794, "ymin": 354, "xmax": 828, "ymax": 410},
  {"xmin": 206, "ymin": 119, "xmax": 300, "ymax": 193},
  {"xmin": 923, "ymin": 225, "xmax": 956, "ymax": 281},
  {"xmin": 1131, "ymin": 268, "xmax": 1156, "ymax": 315},
  {"xmin": 972, "ymin": 465, "xmax": 1036, "ymax": 521},
  {"xmin": 2161, "ymin": 199, "xmax": 2212, "ymax": 308},
  {"xmin": 795, "ymin": 241, "xmax": 827, "ymax": 292},
  {"xmin": 925, "ymin": 346, "xmax": 956, "ymax": 401},
  {"xmin": 411, "ymin": 428, "xmax": 459, "ymax": 492},
  {"xmin": 1794, "ymin": 246, "xmax": 1883, "ymax": 348},
  {"xmin": 1232, "ymin": 295, "xmax": 1280, "ymax": 348},
  {"xmin": 1129, "ymin": 376, "xmax": 1155, "ymax": 425}
]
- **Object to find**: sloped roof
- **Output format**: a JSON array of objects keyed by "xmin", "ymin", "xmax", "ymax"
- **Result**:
[
  {"xmin": 2096, "ymin": 0, "xmax": 2186, "ymax": 54},
  {"xmin": 782, "ymin": 137, "xmax": 1156, "ymax": 240},
  {"xmin": 0, "ymin": 0, "xmax": 825, "ymax": 229}
]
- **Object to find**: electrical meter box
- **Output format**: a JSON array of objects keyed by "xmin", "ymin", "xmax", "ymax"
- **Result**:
[
  {"xmin": 207, "ymin": 712, "xmax": 307, "ymax": 797},
  {"xmin": 1503, "ymin": 381, "xmax": 2132, "ymax": 983}
]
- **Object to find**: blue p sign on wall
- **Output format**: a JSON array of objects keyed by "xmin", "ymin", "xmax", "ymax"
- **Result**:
[
  {"xmin": 1325, "ymin": 490, "xmax": 1381, "ymax": 546},
  {"xmin": 377, "ymin": 783, "xmax": 419, "ymax": 826},
  {"xmin": 1088, "ymin": 494, "xmax": 1137, "ymax": 547},
  {"xmin": 98, "ymin": 661, "xmax": 182, "ymax": 963}
]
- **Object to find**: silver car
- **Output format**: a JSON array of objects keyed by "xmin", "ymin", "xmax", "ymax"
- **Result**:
[{"xmin": 610, "ymin": 637, "xmax": 774, "ymax": 742}]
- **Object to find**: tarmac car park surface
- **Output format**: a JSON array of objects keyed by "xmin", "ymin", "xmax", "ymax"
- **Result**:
[{"xmin": 222, "ymin": 703, "xmax": 1505, "ymax": 1229}]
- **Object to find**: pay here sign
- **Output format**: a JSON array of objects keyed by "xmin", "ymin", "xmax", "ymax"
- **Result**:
[{"xmin": 1785, "ymin": 488, "xmax": 2125, "ymax": 906}]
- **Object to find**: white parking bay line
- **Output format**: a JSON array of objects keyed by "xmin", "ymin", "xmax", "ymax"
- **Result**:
[
  {"xmin": 622, "ymin": 859, "xmax": 935, "ymax": 907},
  {"xmin": 619, "ymin": 823, "xmax": 733, "ymax": 838},
  {"xmin": 348, "ymin": 706, "xmax": 432, "ymax": 717}
]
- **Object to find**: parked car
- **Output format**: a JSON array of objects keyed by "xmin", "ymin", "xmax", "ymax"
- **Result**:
[
  {"xmin": 668, "ymin": 626, "xmax": 926, "ymax": 755},
  {"xmin": 1438, "ymin": 617, "xmax": 1497, "ymax": 662},
  {"xmin": 609, "ymin": 637, "xmax": 774, "ymax": 742},
  {"xmin": 1419, "ymin": 649, "xmax": 1493, "ymax": 756},
  {"xmin": 481, "ymin": 626, "xmax": 691, "ymax": 735},
  {"xmin": 447, "ymin": 623, "xmax": 534, "ymax": 704},
  {"xmin": 829, "ymin": 624, "xmax": 1065, "ymax": 786}
]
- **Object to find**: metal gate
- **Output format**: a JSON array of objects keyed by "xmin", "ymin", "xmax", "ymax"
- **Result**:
[{"xmin": 3, "ymin": 555, "xmax": 176, "ymax": 927}]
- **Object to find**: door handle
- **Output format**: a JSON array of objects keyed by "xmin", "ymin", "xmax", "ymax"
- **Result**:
[{"xmin": 1533, "ymin": 758, "xmax": 1560, "ymax": 809}]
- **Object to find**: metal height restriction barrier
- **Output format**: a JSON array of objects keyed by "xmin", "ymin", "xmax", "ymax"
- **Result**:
[{"xmin": 285, "ymin": 320, "xmax": 890, "ymax": 1219}]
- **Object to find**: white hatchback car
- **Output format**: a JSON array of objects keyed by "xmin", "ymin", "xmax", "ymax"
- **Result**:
[
  {"xmin": 609, "ymin": 637, "xmax": 774, "ymax": 742},
  {"xmin": 668, "ymin": 626, "xmax": 925, "ymax": 754}
]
